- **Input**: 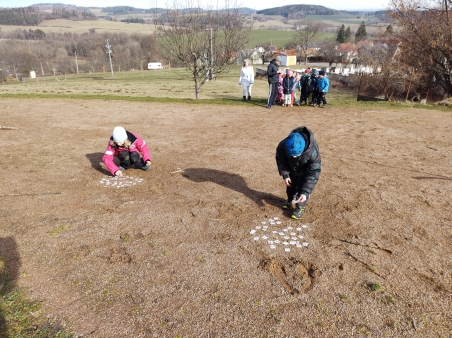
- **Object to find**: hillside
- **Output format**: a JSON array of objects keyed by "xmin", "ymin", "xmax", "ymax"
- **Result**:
[{"xmin": 257, "ymin": 4, "xmax": 360, "ymax": 16}]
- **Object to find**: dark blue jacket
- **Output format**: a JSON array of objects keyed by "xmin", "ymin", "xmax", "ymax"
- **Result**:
[
  {"xmin": 267, "ymin": 60, "xmax": 280, "ymax": 84},
  {"xmin": 283, "ymin": 77, "xmax": 295, "ymax": 94},
  {"xmin": 276, "ymin": 126, "xmax": 321, "ymax": 195}
]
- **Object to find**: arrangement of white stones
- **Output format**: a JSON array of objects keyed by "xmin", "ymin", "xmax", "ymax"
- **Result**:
[
  {"xmin": 250, "ymin": 217, "xmax": 308, "ymax": 252},
  {"xmin": 99, "ymin": 175, "xmax": 143, "ymax": 188}
]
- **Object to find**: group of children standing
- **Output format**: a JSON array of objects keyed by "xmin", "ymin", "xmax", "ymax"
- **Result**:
[{"xmin": 278, "ymin": 68, "xmax": 330, "ymax": 108}]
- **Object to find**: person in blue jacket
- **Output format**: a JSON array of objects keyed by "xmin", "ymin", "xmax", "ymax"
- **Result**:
[{"xmin": 317, "ymin": 70, "xmax": 330, "ymax": 108}]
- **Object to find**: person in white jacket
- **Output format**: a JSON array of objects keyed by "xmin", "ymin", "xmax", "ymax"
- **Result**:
[{"xmin": 239, "ymin": 59, "xmax": 255, "ymax": 101}]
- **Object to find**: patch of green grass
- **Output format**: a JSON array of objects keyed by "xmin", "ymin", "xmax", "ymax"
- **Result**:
[
  {"xmin": 47, "ymin": 225, "xmax": 68, "ymax": 235},
  {"xmin": 366, "ymin": 282, "xmax": 382, "ymax": 292},
  {"xmin": 339, "ymin": 294, "xmax": 349, "ymax": 300},
  {"xmin": 357, "ymin": 324, "xmax": 370, "ymax": 335},
  {"xmin": 1, "ymin": 287, "xmax": 72, "ymax": 337}
]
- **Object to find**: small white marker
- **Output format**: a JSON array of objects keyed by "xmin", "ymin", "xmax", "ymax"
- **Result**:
[
  {"xmin": 253, "ymin": 237, "xmax": 260, "ymax": 241},
  {"xmin": 250, "ymin": 230, "xmax": 256, "ymax": 234},
  {"xmin": 303, "ymin": 242, "xmax": 308, "ymax": 246},
  {"xmin": 276, "ymin": 221, "xmax": 282, "ymax": 224},
  {"xmin": 285, "ymin": 248, "xmax": 291, "ymax": 252},
  {"xmin": 283, "ymin": 241, "xmax": 289, "ymax": 245},
  {"xmin": 302, "ymin": 225, "xmax": 308, "ymax": 229},
  {"xmin": 274, "ymin": 217, "xmax": 279, "ymax": 220},
  {"xmin": 296, "ymin": 228, "xmax": 302, "ymax": 231},
  {"xmin": 262, "ymin": 236, "xmax": 268, "ymax": 240},
  {"xmin": 270, "ymin": 245, "xmax": 277, "ymax": 249}
]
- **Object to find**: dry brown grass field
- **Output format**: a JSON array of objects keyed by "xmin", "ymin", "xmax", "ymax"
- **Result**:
[{"xmin": 0, "ymin": 73, "xmax": 451, "ymax": 337}]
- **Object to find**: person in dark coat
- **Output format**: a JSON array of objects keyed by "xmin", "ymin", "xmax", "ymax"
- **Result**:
[
  {"xmin": 275, "ymin": 126, "xmax": 321, "ymax": 219},
  {"xmin": 266, "ymin": 55, "xmax": 282, "ymax": 108}
]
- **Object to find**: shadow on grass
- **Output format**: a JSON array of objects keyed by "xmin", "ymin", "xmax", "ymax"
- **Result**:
[
  {"xmin": 182, "ymin": 168, "xmax": 282, "ymax": 208},
  {"xmin": 0, "ymin": 237, "xmax": 21, "ymax": 337},
  {"xmin": 86, "ymin": 152, "xmax": 111, "ymax": 175}
]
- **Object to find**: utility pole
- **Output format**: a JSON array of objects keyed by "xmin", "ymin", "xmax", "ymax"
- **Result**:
[
  {"xmin": 74, "ymin": 51, "xmax": 79, "ymax": 74},
  {"xmin": 105, "ymin": 39, "xmax": 114, "ymax": 78},
  {"xmin": 206, "ymin": 28, "xmax": 214, "ymax": 80}
]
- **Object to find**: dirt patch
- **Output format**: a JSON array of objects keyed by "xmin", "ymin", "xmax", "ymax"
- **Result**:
[{"xmin": 0, "ymin": 98, "xmax": 451, "ymax": 337}]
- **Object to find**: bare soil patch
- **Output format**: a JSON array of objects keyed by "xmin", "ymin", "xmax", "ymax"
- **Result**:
[{"xmin": 1, "ymin": 98, "xmax": 451, "ymax": 337}]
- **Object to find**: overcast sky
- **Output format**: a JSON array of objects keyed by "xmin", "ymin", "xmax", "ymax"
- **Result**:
[{"xmin": 5, "ymin": 0, "xmax": 389, "ymax": 11}]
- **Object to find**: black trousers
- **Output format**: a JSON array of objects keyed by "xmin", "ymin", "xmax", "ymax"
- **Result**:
[
  {"xmin": 118, "ymin": 151, "xmax": 144, "ymax": 169},
  {"xmin": 267, "ymin": 82, "xmax": 278, "ymax": 107},
  {"xmin": 286, "ymin": 173, "xmax": 310, "ymax": 207},
  {"xmin": 318, "ymin": 92, "xmax": 327, "ymax": 105}
]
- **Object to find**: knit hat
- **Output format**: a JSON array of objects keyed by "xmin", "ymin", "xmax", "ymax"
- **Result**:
[
  {"xmin": 319, "ymin": 70, "xmax": 325, "ymax": 76},
  {"xmin": 286, "ymin": 132, "xmax": 305, "ymax": 157},
  {"xmin": 112, "ymin": 126, "xmax": 127, "ymax": 143},
  {"xmin": 305, "ymin": 69, "xmax": 310, "ymax": 74},
  {"xmin": 275, "ymin": 56, "xmax": 282, "ymax": 62},
  {"xmin": 312, "ymin": 70, "xmax": 319, "ymax": 77},
  {"xmin": 287, "ymin": 69, "xmax": 293, "ymax": 76}
]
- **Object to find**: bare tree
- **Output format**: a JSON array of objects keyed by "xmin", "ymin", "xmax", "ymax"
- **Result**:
[
  {"xmin": 319, "ymin": 38, "xmax": 340, "ymax": 66},
  {"xmin": 155, "ymin": 0, "xmax": 253, "ymax": 99},
  {"xmin": 389, "ymin": 0, "xmax": 452, "ymax": 98},
  {"xmin": 358, "ymin": 43, "xmax": 414, "ymax": 100},
  {"xmin": 294, "ymin": 21, "xmax": 324, "ymax": 65}
]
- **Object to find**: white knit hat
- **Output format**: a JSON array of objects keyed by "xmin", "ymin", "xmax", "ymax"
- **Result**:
[{"xmin": 112, "ymin": 126, "xmax": 127, "ymax": 143}]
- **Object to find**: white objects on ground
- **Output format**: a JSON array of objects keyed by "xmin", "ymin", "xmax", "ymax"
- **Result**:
[{"xmin": 249, "ymin": 217, "xmax": 310, "ymax": 252}]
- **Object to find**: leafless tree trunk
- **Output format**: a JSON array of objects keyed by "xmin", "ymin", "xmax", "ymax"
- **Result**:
[{"xmin": 294, "ymin": 21, "xmax": 324, "ymax": 65}]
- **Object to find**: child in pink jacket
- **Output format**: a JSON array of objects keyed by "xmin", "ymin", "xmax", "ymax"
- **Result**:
[{"xmin": 102, "ymin": 126, "xmax": 152, "ymax": 176}]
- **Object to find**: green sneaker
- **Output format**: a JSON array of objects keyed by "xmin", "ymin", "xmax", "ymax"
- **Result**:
[
  {"xmin": 291, "ymin": 206, "xmax": 306, "ymax": 219},
  {"xmin": 282, "ymin": 200, "xmax": 292, "ymax": 209}
]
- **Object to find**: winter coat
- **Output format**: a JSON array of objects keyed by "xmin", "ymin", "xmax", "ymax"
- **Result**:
[
  {"xmin": 301, "ymin": 74, "xmax": 312, "ymax": 93},
  {"xmin": 310, "ymin": 76, "xmax": 319, "ymax": 93},
  {"xmin": 267, "ymin": 60, "xmax": 280, "ymax": 84},
  {"xmin": 102, "ymin": 130, "xmax": 151, "ymax": 175},
  {"xmin": 239, "ymin": 66, "xmax": 255, "ymax": 86},
  {"xmin": 317, "ymin": 76, "xmax": 330, "ymax": 93},
  {"xmin": 283, "ymin": 76, "xmax": 295, "ymax": 94},
  {"xmin": 275, "ymin": 126, "xmax": 321, "ymax": 195}
]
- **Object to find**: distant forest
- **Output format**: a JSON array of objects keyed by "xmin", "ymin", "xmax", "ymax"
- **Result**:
[
  {"xmin": 0, "ymin": 7, "xmax": 96, "ymax": 26},
  {"xmin": 257, "ymin": 5, "xmax": 360, "ymax": 16}
]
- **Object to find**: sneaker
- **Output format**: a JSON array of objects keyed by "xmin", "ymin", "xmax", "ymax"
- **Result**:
[
  {"xmin": 282, "ymin": 200, "xmax": 292, "ymax": 209},
  {"xmin": 291, "ymin": 206, "xmax": 306, "ymax": 219},
  {"xmin": 142, "ymin": 165, "xmax": 151, "ymax": 171},
  {"xmin": 322, "ymin": 104, "xmax": 327, "ymax": 108},
  {"xmin": 282, "ymin": 104, "xmax": 285, "ymax": 107},
  {"xmin": 266, "ymin": 105, "xmax": 271, "ymax": 109}
]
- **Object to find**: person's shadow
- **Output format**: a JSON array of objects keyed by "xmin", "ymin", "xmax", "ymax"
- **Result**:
[
  {"xmin": 86, "ymin": 152, "xmax": 111, "ymax": 175},
  {"xmin": 0, "ymin": 237, "xmax": 21, "ymax": 337},
  {"xmin": 182, "ymin": 168, "xmax": 282, "ymax": 208}
]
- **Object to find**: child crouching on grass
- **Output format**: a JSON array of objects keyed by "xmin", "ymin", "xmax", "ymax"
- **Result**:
[{"xmin": 102, "ymin": 126, "xmax": 152, "ymax": 177}]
